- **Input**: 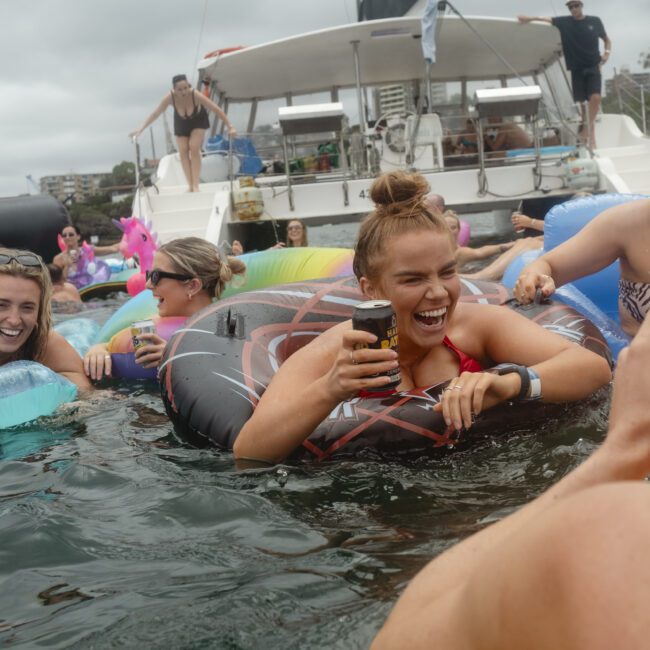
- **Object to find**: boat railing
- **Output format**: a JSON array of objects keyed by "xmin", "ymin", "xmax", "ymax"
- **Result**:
[
  {"xmin": 229, "ymin": 110, "xmax": 574, "ymax": 182},
  {"xmin": 612, "ymin": 69, "xmax": 648, "ymax": 135}
]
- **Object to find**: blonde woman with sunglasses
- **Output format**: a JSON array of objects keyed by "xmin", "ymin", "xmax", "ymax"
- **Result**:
[
  {"xmin": 83, "ymin": 238, "xmax": 245, "ymax": 380},
  {"xmin": 0, "ymin": 248, "xmax": 91, "ymax": 389}
]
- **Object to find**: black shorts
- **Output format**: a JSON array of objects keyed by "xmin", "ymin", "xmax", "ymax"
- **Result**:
[
  {"xmin": 571, "ymin": 67, "xmax": 602, "ymax": 103},
  {"xmin": 174, "ymin": 107, "xmax": 210, "ymax": 138}
]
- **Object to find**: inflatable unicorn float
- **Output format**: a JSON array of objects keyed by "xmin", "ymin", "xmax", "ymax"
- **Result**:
[
  {"xmin": 112, "ymin": 215, "xmax": 158, "ymax": 296},
  {"xmin": 56, "ymin": 216, "xmax": 158, "ymax": 297}
]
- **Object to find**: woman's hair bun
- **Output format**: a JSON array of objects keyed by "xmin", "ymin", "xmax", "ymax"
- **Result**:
[{"xmin": 369, "ymin": 171, "xmax": 429, "ymax": 211}]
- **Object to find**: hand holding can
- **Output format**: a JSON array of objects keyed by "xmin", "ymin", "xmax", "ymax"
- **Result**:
[{"xmin": 352, "ymin": 300, "xmax": 401, "ymax": 392}]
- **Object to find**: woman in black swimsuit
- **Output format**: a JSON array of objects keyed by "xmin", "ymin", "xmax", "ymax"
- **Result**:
[{"xmin": 129, "ymin": 74, "xmax": 236, "ymax": 192}]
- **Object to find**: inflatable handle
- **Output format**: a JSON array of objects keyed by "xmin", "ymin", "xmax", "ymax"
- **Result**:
[{"xmin": 458, "ymin": 219, "xmax": 471, "ymax": 247}]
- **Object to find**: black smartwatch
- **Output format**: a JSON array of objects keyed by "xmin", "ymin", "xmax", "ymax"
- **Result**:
[{"xmin": 488, "ymin": 363, "xmax": 542, "ymax": 401}]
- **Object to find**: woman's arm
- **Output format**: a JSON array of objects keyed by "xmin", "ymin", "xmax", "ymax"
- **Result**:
[
  {"xmin": 233, "ymin": 323, "xmax": 399, "ymax": 463},
  {"xmin": 43, "ymin": 331, "xmax": 93, "ymax": 390},
  {"xmin": 93, "ymin": 242, "xmax": 121, "ymax": 255},
  {"xmin": 195, "ymin": 91, "xmax": 236, "ymax": 136},
  {"xmin": 512, "ymin": 212, "xmax": 544, "ymax": 233},
  {"xmin": 514, "ymin": 201, "xmax": 643, "ymax": 303},
  {"xmin": 437, "ymin": 304, "xmax": 611, "ymax": 430},
  {"xmin": 456, "ymin": 242, "xmax": 514, "ymax": 265},
  {"xmin": 129, "ymin": 95, "xmax": 172, "ymax": 139}
]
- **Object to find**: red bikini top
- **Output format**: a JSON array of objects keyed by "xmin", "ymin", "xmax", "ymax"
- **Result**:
[{"xmin": 443, "ymin": 336, "xmax": 483, "ymax": 373}]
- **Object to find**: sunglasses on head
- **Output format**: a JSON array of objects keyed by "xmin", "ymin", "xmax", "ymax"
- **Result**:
[
  {"xmin": 0, "ymin": 253, "xmax": 43, "ymax": 268},
  {"xmin": 145, "ymin": 269, "xmax": 193, "ymax": 286}
]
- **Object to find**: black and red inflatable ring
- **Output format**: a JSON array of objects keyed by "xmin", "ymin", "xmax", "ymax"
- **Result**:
[{"xmin": 159, "ymin": 276, "xmax": 612, "ymax": 461}]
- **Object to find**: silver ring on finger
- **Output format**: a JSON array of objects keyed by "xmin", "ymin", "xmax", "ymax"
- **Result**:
[
  {"xmin": 453, "ymin": 385, "xmax": 463, "ymax": 391},
  {"xmin": 349, "ymin": 350, "xmax": 358, "ymax": 365}
]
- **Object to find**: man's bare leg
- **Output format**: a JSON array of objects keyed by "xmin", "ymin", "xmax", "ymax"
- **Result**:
[{"xmin": 588, "ymin": 93, "xmax": 601, "ymax": 149}]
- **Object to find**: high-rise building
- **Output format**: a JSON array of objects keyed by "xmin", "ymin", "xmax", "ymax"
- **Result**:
[{"xmin": 39, "ymin": 172, "xmax": 112, "ymax": 202}]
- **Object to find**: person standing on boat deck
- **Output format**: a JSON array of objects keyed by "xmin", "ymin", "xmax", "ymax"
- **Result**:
[
  {"xmin": 518, "ymin": 2, "xmax": 611, "ymax": 148},
  {"xmin": 128, "ymin": 74, "xmax": 237, "ymax": 193}
]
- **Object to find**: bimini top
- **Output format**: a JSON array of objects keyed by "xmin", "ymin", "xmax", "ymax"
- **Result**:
[{"xmin": 198, "ymin": 16, "xmax": 562, "ymax": 102}]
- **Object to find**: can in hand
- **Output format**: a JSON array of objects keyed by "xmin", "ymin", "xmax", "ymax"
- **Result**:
[
  {"xmin": 131, "ymin": 319, "xmax": 156, "ymax": 351},
  {"xmin": 352, "ymin": 300, "xmax": 400, "ymax": 391}
]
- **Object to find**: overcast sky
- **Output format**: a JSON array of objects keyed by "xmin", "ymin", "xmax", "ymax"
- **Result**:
[{"xmin": 1, "ymin": 0, "xmax": 645, "ymax": 197}]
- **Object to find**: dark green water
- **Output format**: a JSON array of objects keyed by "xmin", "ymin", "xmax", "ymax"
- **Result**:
[{"xmin": 0, "ymin": 226, "xmax": 611, "ymax": 648}]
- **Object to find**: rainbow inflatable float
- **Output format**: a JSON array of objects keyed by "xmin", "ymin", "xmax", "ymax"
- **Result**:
[{"xmin": 96, "ymin": 247, "xmax": 354, "ymax": 379}]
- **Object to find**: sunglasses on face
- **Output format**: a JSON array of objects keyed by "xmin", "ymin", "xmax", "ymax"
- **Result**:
[
  {"xmin": 61, "ymin": 232, "xmax": 78, "ymax": 238},
  {"xmin": 0, "ymin": 253, "xmax": 43, "ymax": 268},
  {"xmin": 145, "ymin": 269, "xmax": 193, "ymax": 286},
  {"xmin": 567, "ymin": 3, "xmax": 581, "ymax": 8}
]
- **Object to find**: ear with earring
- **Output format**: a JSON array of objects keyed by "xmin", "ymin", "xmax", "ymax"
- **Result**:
[{"xmin": 187, "ymin": 292, "xmax": 193, "ymax": 301}]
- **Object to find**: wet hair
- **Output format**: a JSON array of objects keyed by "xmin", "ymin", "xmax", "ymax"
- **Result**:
[
  {"xmin": 286, "ymin": 219, "xmax": 308, "ymax": 247},
  {"xmin": 47, "ymin": 263, "xmax": 64, "ymax": 284},
  {"xmin": 353, "ymin": 171, "xmax": 448, "ymax": 281},
  {"xmin": 0, "ymin": 247, "xmax": 51, "ymax": 362},
  {"xmin": 172, "ymin": 74, "xmax": 188, "ymax": 87},
  {"xmin": 61, "ymin": 224, "xmax": 81, "ymax": 236},
  {"xmin": 157, "ymin": 237, "xmax": 246, "ymax": 300}
]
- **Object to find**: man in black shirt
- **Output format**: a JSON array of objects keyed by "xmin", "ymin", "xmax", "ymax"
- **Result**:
[{"xmin": 518, "ymin": 1, "xmax": 612, "ymax": 148}]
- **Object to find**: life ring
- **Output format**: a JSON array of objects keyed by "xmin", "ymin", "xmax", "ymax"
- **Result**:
[
  {"xmin": 502, "ymin": 193, "xmax": 647, "ymax": 361},
  {"xmin": 0, "ymin": 361, "xmax": 77, "ymax": 429},
  {"xmin": 159, "ymin": 276, "xmax": 611, "ymax": 460}
]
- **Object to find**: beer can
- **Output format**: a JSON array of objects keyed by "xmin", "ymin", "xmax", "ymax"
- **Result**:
[
  {"xmin": 131, "ymin": 319, "xmax": 156, "ymax": 351},
  {"xmin": 352, "ymin": 300, "xmax": 400, "ymax": 391}
]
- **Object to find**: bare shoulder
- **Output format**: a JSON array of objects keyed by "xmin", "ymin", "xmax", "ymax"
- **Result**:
[{"xmin": 42, "ymin": 331, "xmax": 92, "ymax": 389}]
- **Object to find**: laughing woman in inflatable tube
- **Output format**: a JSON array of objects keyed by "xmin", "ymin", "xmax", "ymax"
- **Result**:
[
  {"xmin": 83, "ymin": 238, "xmax": 246, "ymax": 380},
  {"xmin": 0, "ymin": 249, "xmax": 90, "ymax": 390},
  {"xmin": 233, "ymin": 172, "xmax": 611, "ymax": 464}
]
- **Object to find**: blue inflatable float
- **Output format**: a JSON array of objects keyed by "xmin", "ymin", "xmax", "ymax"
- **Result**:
[
  {"xmin": 503, "ymin": 193, "xmax": 648, "ymax": 360},
  {"xmin": 0, "ymin": 317, "xmax": 99, "ymax": 429}
]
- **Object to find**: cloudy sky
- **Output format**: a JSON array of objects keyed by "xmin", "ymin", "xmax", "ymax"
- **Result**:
[{"xmin": 1, "ymin": 0, "xmax": 645, "ymax": 197}]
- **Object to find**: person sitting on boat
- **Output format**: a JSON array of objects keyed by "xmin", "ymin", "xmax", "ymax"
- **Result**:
[
  {"xmin": 0, "ymin": 249, "xmax": 90, "ymax": 390},
  {"xmin": 484, "ymin": 116, "xmax": 533, "ymax": 157},
  {"xmin": 83, "ymin": 237, "xmax": 246, "ymax": 380},
  {"xmin": 269, "ymin": 219, "xmax": 309, "ymax": 250},
  {"xmin": 52, "ymin": 225, "xmax": 121, "ymax": 282},
  {"xmin": 514, "ymin": 198, "xmax": 650, "ymax": 337},
  {"xmin": 128, "ymin": 74, "xmax": 237, "ymax": 193},
  {"xmin": 441, "ymin": 209, "xmax": 542, "ymax": 282},
  {"xmin": 47, "ymin": 264, "xmax": 82, "ymax": 305},
  {"xmin": 232, "ymin": 171, "xmax": 611, "ymax": 464},
  {"xmin": 286, "ymin": 219, "xmax": 308, "ymax": 247},
  {"xmin": 371, "ymin": 311, "xmax": 650, "ymax": 650}
]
